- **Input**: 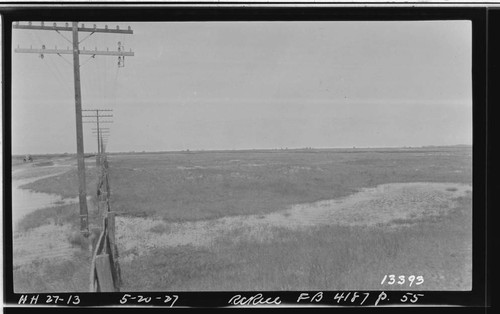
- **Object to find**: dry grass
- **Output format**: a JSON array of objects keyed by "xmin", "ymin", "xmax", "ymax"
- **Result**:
[
  {"xmin": 15, "ymin": 200, "xmax": 102, "ymax": 233},
  {"xmin": 16, "ymin": 204, "xmax": 80, "ymax": 232},
  {"xmin": 120, "ymin": 194, "xmax": 471, "ymax": 291},
  {"xmin": 13, "ymin": 251, "xmax": 92, "ymax": 293}
]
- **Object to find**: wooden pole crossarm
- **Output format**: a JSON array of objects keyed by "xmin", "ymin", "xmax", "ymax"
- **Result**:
[
  {"xmin": 13, "ymin": 23, "xmax": 133, "ymax": 34},
  {"xmin": 15, "ymin": 47, "xmax": 134, "ymax": 57},
  {"xmin": 83, "ymin": 115, "xmax": 114, "ymax": 118},
  {"xmin": 83, "ymin": 121, "xmax": 113, "ymax": 123}
]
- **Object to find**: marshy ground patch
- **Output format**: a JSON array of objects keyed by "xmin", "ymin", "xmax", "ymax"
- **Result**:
[
  {"xmin": 116, "ymin": 181, "xmax": 471, "ymax": 259},
  {"xmin": 12, "ymin": 163, "xmax": 85, "ymax": 231}
]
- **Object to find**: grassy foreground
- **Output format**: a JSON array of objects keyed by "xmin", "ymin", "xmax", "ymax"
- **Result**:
[
  {"xmin": 120, "ymin": 195, "xmax": 471, "ymax": 291},
  {"xmin": 13, "ymin": 147, "xmax": 472, "ymax": 292},
  {"xmin": 13, "ymin": 251, "xmax": 92, "ymax": 293},
  {"xmin": 14, "ymin": 193, "xmax": 471, "ymax": 291}
]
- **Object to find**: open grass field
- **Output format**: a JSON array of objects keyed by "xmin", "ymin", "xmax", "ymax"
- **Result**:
[
  {"xmin": 21, "ymin": 147, "xmax": 471, "ymax": 221},
  {"xmin": 12, "ymin": 146, "xmax": 472, "ymax": 292}
]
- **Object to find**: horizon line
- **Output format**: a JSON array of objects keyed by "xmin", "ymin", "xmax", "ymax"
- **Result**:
[{"xmin": 11, "ymin": 144, "xmax": 473, "ymax": 157}]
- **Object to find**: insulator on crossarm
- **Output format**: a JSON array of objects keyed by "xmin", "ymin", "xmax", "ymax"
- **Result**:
[
  {"xmin": 105, "ymin": 25, "xmax": 108, "ymax": 30},
  {"xmin": 116, "ymin": 25, "xmax": 120, "ymax": 30},
  {"xmin": 128, "ymin": 26, "xmax": 131, "ymax": 31},
  {"xmin": 53, "ymin": 23, "xmax": 57, "ymax": 27},
  {"xmin": 41, "ymin": 22, "xmax": 44, "ymax": 26},
  {"xmin": 94, "ymin": 24, "xmax": 97, "ymax": 29}
]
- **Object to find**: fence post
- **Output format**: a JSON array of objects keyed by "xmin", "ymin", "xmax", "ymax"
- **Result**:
[
  {"xmin": 107, "ymin": 211, "xmax": 116, "ymax": 247},
  {"xmin": 95, "ymin": 254, "xmax": 115, "ymax": 292},
  {"xmin": 107, "ymin": 210, "xmax": 122, "ymax": 289}
]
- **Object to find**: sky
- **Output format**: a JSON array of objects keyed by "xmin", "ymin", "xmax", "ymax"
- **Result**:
[{"xmin": 10, "ymin": 21, "xmax": 472, "ymax": 154}]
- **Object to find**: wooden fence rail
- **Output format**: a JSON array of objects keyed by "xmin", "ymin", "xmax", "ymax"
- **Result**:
[{"xmin": 90, "ymin": 153, "xmax": 121, "ymax": 292}]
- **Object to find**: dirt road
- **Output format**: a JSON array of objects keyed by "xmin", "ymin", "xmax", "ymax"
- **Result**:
[
  {"xmin": 12, "ymin": 158, "xmax": 84, "ymax": 267},
  {"xmin": 11, "ymin": 158, "xmax": 79, "ymax": 229}
]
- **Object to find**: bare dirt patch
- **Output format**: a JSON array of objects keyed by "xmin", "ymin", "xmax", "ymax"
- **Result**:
[{"xmin": 277, "ymin": 182, "xmax": 471, "ymax": 228}]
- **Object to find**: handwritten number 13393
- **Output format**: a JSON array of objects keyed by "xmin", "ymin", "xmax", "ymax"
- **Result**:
[{"xmin": 381, "ymin": 275, "xmax": 424, "ymax": 287}]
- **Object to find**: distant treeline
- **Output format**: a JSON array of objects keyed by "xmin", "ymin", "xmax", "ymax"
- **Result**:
[
  {"xmin": 105, "ymin": 145, "xmax": 472, "ymax": 155},
  {"xmin": 12, "ymin": 153, "xmax": 95, "ymax": 159}
]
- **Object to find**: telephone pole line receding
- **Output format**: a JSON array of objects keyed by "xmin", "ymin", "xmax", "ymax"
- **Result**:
[
  {"xmin": 83, "ymin": 109, "xmax": 113, "ymax": 164},
  {"xmin": 14, "ymin": 21, "xmax": 133, "ymax": 236}
]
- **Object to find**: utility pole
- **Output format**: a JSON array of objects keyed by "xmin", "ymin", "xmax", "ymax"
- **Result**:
[
  {"xmin": 14, "ymin": 21, "xmax": 133, "ymax": 236},
  {"xmin": 92, "ymin": 132, "xmax": 111, "ymax": 152},
  {"xmin": 83, "ymin": 109, "xmax": 113, "ymax": 165},
  {"xmin": 92, "ymin": 128, "xmax": 110, "ymax": 153},
  {"xmin": 71, "ymin": 22, "xmax": 88, "ymax": 235},
  {"xmin": 96, "ymin": 135, "xmax": 110, "ymax": 153}
]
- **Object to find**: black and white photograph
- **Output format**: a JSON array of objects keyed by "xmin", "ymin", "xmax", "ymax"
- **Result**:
[{"xmin": 1, "ymin": 3, "xmax": 490, "ymax": 309}]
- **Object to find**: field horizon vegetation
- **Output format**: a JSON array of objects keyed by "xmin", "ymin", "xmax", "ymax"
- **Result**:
[{"xmin": 12, "ymin": 146, "xmax": 473, "ymax": 292}]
